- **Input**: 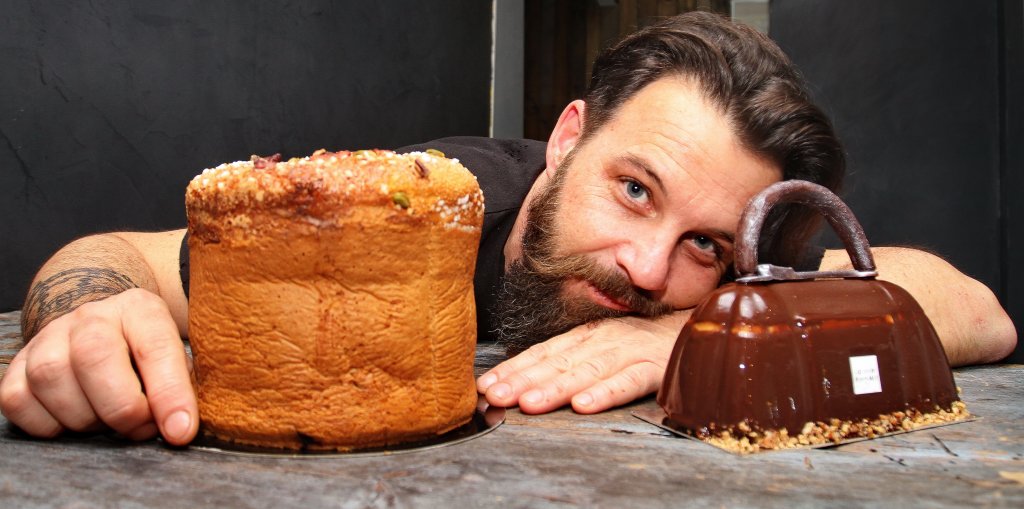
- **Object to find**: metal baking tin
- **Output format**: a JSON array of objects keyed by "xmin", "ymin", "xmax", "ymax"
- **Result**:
[{"xmin": 187, "ymin": 396, "xmax": 505, "ymax": 458}]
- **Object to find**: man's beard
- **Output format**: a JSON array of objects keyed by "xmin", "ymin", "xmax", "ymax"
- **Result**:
[{"xmin": 492, "ymin": 158, "xmax": 674, "ymax": 356}]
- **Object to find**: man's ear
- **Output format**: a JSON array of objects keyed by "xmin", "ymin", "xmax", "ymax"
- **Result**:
[{"xmin": 545, "ymin": 99, "xmax": 586, "ymax": 173}]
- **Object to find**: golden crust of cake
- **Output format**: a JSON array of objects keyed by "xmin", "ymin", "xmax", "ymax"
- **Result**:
[
  {"xmin": 185, "ymin": 148, "xmax": 483, "ymax": 451},
  {"xmin": 186, "ymin": 149, "xmax": 484, "ymax": 242}
]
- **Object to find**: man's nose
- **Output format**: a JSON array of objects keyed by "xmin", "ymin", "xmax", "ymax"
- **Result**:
[{"xmin": 615, "ymin": 236, "xmax": 673, "ymax": 293}]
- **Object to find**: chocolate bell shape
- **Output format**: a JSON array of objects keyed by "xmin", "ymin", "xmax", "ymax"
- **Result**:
[
  {"xmin": 657, "ymin": 278, "xmax": 958, "ymax": 438},
  {"xmin": 657, "ymin": 180, "xmax": 960, "ymax": 441}
]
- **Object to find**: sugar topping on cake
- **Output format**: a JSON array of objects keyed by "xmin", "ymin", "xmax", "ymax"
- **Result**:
[{"xmin": 185, "ymin": 149, "xmax": 484, "ymax": 232}]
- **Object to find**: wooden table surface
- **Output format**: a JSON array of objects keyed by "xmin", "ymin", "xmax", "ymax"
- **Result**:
[{"xmin": 1, "ymin": 309, "xmax": 1022, "ymax": 508}]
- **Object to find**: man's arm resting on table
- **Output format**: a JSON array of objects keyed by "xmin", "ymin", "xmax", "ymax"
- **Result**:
[
  {"xmin": 478, "ymin": 308, "xmax": 692, "ymax": 414},
  {"xmin": 479, "ymin": 246, "xmax": 1019, "ymax": 415},
  {"xmin": 820, "ymin": 247, "xmax": 1018, "ymax": 366},
  {"xmin": 0, "ymin": 229, "xmax": 197, "ymax": 444},
  {"xmin": 20, "ymin": 230, "xmax": 189, "ymax": 338}
]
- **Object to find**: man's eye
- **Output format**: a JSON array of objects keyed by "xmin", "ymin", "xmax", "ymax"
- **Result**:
[
  {"xmin": 693, "ymin": 235, "xmax": 718, "ymax": 253},
  {"xmin": 623, "ymin": 179, "xmax": 649, "ymax": 203}
]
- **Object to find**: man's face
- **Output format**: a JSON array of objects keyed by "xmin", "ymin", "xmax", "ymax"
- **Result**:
[{"xmin": 494, "ymin": 77, "xmax": 782, "ymax": 353}]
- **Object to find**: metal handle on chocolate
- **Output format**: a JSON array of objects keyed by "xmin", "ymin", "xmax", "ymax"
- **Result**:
[{"xmin": 734, "ymin": 180, "xmax": 877, "ymax": 283}]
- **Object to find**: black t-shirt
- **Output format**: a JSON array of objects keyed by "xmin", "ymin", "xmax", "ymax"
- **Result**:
[
  {"xmin": 396, "ymin": 137, "xmax": 548, "ymax": 343},
  {"xmin": 179, "ymin": 136, "xmax": 825, "ymax": 342}
]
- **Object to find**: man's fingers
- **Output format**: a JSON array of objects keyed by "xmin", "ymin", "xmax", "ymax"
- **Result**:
[
  {"xmin": 0, "ymin": 350, "xmax": 63, "ymax": 438},
  {"xmin": 484, "ymin": 354, "xmax": 572, "ymax": 408},
  {"xmin": 479, "ymin": 339, "xmax": 557, "ymax": 390},
  {"xmin": 482, "ymin": 349, "xmax": 588, "ymax": 407},
  {"xmin": 0, "ymin": 288, "xmax": 193, "ymax": 444},
  {"xmin": 478, "ymin": 314, "xmax": 686, "ymax": 413},
  {"xmin": 67, "ymin": 301, "xmax": 154, "ymax": 439},
  {"xmin": 482, "ymin": 328, "xmax": 622, "ymax": 410},
  {"xmin": 477, "ymin": 326, "xmax": 593, "ymax": 397},
  {"xmin": 118, "ymin": 289, "xmax": 198, "ymax": 446},
  {"xmin": 24, "ymin": 326, "xmax": 102, "ymax": 432},
  {"xmin": 570, "ymin": 362, "xmax": 663, "ymax": 415},
  {"xmin": 515, "ymin": 347, "xmax": 623, "ymax": 414}
]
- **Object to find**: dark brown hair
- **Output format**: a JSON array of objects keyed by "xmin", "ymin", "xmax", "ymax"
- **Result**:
[{"xmin": 581, "ymin": 11, "xmax": 844, "ymax": 270}]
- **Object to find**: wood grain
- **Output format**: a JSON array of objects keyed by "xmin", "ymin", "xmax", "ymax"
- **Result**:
[
  {"xmin": 0, "ymin": 310, "xmax": 1021, "ymax": 508},
  {"xmin": 0, "ymin": 311, "xmax": 22, "ymax": 379}
]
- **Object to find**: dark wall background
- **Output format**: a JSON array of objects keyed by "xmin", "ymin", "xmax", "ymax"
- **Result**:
[
  {"xmin": 771, "ymin": 0, "xmax": 1023, "ymax": 362},
  {"xmin": 4, "ymin": 0, "xmax": 1021, "ymax": 362},
  {"xmin": 0, "ymin": 0, "xmax": 492, "ymax": 311}
]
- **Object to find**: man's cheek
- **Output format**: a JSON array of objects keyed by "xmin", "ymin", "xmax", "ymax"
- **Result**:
[{"xmin": 666, "ymin": 274, "xmax": 720, "ymax": 309}]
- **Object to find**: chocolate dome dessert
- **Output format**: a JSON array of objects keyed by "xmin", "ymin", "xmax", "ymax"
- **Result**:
[{"xmin": 657, "ymin": 181, "xmax": 968, "ymax": 454}]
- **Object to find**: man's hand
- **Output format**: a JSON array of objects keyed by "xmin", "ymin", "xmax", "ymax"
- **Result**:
[
  {"xmin": 0, "ymin": 289, "xmax": 198, "ymax": 445},
  {"xmin": 477, "ymin": 310, "xmax": 692, "ymax": 414}
]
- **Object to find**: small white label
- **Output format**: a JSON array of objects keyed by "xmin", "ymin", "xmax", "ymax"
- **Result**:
[{"xmin": 849, "ymin": 355, "xmax": 883, "ymax": 395}]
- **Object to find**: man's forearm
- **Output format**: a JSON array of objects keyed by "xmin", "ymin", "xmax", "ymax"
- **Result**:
[
  {"xmin": 21, "ymin": 234, "xmax": 159, "ymax": 340},
  {"xmin": 820, "ymin": 247, "xmax": 1017, "ymax": 365}
]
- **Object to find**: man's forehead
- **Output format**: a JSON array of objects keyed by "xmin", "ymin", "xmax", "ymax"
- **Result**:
[
  {"xmin": 578, "ymin": 77, "xmax": 781, "ymax": 239},
  {"xmin": 595, "ymin": 95, "xmax": 781, "ymax": 194},
  {"xmin": 591, "ymin": 77, "xmax": 778, "ymax": 172},
  {"xmin": 601, "ymin": 75, "xmax": 716, "ymax": 125}
]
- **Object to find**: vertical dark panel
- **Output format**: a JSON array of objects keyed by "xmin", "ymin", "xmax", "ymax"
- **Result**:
[
  {"xmin": 0, "ymin": 0, "xmax": 492, "ymax": 311},
  {"xmin": 523, "ymin": 0, "xmax": 590, "ymax": 142},
  {"xmin": 619, "ymin": 0, "xmax": 640, "ymax": 36},
  {"xmin": 523, "ymin": 0, "xmax": 558, "ymax": 141},
  {"xmin": 771, "ymin": 1, "xmax": 1018, "ymax": 360},
  {"xmin": 1001, "ymin": 0, "xmax": 1024, "ymax": 363},
  {"xmin": 523, "ymin": 0, "xmax": 729, "ymax": 141}
]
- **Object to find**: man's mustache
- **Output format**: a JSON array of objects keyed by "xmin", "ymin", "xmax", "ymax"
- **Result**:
[{"xmin": 522, "ymin": 251, "xmax": 673, "ymax": 317}]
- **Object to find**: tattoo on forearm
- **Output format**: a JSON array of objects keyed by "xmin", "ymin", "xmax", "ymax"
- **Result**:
[{"xmin": 21, "ymin": 268, "xmax": 139, "ymax": 339}]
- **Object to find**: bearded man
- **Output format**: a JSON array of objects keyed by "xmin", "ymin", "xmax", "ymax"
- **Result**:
[{"xmin": 2, "ymin": 12, "xmax": 1015, "ymax": 445}]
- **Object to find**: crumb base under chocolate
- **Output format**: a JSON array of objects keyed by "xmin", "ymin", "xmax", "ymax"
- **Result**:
[{"xmin": 697, "ymin": 401, "xmax": 970, "ymax": 455}]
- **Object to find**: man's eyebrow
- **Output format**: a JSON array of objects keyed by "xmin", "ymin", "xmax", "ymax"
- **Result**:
[
  {"xmin": 618, "ymin": 154, "xmax": 735, "ymax": 246},
  {"xmin": 709, "ymin": 228, "xmax": 735, "ymax": 246},
  {"xmin": 620, "ymin": 154, "xmax": 667, "ymax": 196}
]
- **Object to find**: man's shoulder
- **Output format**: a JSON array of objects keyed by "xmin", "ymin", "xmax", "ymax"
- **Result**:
[
  {"xmin": 396, "ymin": 136, "xmax": 546, "ymax": 166},
  {"xmin": 397, "ymin": 137, "xmax": 547, "ymax": 213}
]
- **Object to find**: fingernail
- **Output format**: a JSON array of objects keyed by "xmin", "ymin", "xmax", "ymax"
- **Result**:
[
  {"xmin": 490, "ymin": 383, "xmax": 511, "ymax": 400},
  {"xmin": 478, "ymin": 373, "xmax": 497, "ymax": 390},
  {"xmin": 575, "ymin": 393, "xmax": 594, "ymax": 407},
  {"xmin": 164, "ymin": 410, "xmax": 192, "ymax": 442},
  {"xmin": 522, "ymin": 390, "xmax": 542, "ymax": 405}
]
